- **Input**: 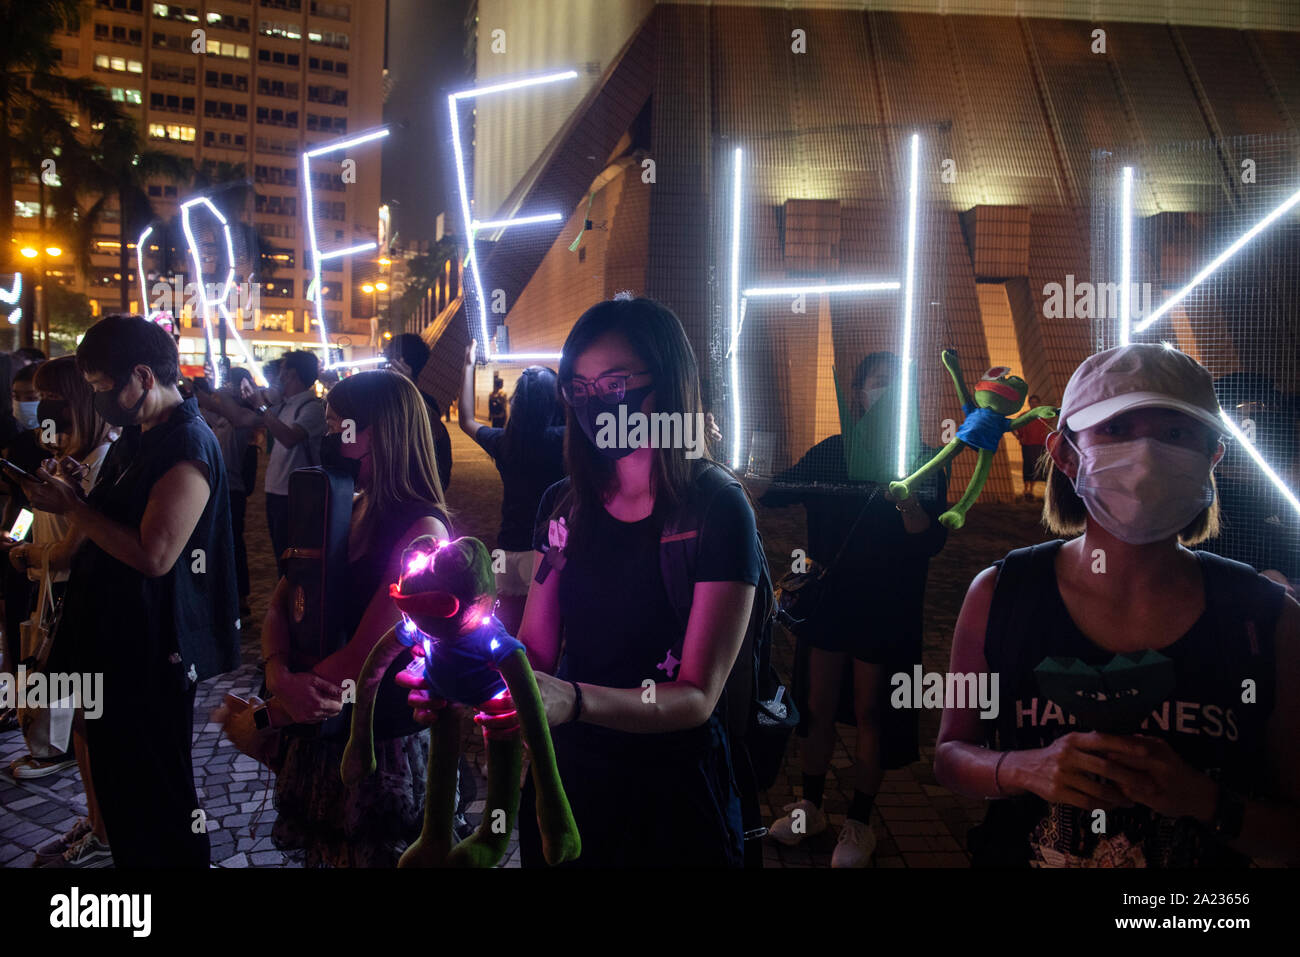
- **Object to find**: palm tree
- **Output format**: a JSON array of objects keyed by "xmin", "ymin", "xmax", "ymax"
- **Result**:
[
  {"xmin": 391, "ymin": 237, "xmax": 461, "ymax": 330},
  {"xmin": 0, "ymin": 0, "xmax": 121, "ymax": 269},
  {"xmin": 78, "ymin": 116, "xmax": 194, "ymax": 310}
]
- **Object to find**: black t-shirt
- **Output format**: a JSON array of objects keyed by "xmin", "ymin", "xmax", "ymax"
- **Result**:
[
  {"xmin": 760, "ymin": 434, "xmax": 948, "ymax": 638},
  {"xmin": 59, "ymin": 397, "xmax": 239, "ymax": 683},
  {"xmin": 981, "ymin": 541, "xmax": 1282, "ymax": 868},
  {"xmin": 477, "ymin": 425, "xmax": 564, "ymax": 552},
  {"xmin": 532, "ymin": 477, "xmax": 761, "ymax": 756}
]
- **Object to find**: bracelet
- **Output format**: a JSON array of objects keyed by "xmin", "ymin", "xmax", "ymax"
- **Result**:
[
  {"xmin": 569, "ymin": 681, "xmax": 583, "ymax": 724},
  {"xmin": 261, "ymin": 650, "xmax": 288, "ymax": 669},
  {"xmin": 993, "ymin": 751, "xmax": 1010, "ymax": 797}
]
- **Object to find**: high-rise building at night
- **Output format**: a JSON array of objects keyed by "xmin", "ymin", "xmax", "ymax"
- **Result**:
[{"xmin": 12, "ymin": 0, "xmax": 386, "ymax": 368}]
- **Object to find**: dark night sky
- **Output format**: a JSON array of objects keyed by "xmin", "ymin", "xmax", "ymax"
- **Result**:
[{"xmin": 382, "ymin": 0, "xmax": 473, "ymax": 248}]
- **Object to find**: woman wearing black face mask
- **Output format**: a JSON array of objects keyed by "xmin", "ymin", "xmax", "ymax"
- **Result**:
[
  {"xmin": 404, "ymin": 297, "xmax": 762, "ymax": 868},
  {"xmin": 260, "ymin": 369, "xmax": 451, "ymax": 867}
]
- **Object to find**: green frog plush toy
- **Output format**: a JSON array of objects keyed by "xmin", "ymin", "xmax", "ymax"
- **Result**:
[
  {"xmin": 889, "ymin": 349, "xmax": 1057, "ymax": 529},
  {"xmin": 341, "ymin": 534, "xmax": 580, "ymax": 867}
]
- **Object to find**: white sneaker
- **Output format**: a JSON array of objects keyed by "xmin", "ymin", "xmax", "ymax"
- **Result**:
[
  {"xmin": 768, "ymin": 799, "xmax": 828, "ymax": 846},
  {"xmin": 831, "ymin": 818, "xmax": 877, "ymax": 868}
]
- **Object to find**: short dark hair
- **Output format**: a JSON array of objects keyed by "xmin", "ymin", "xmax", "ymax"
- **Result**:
[
  {"xmin": 386, "ymin": 333, "xmax": 430, "ymax": 377},
  {"xmin": 76, "ymin": 314, "xmax": 179, "ymax": 387},
  {"xmin": 14, "ymin": 348, "xmax": 46, "ymax": 363},
  {"xmin": 13, "ymin": 362, "xmax": 41, "ymax": 385},
  {"xmin": 280, "ymin": 350, "xmax": 319, "ymax": 389}
]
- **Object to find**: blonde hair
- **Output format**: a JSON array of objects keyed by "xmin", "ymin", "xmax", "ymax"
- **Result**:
[{"xmin": 326, "ymin": 370, "xmax": 447, "ymax": 555}]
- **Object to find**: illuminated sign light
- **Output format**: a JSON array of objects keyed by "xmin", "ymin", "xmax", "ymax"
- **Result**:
[
  {"xmin": 301, "ymin": 126, "xmax": 390, "ymax": 368},
  {"xmin": 179, "ymin": 195, "xmax": 260, "ymax": 386},
  {"xmin": 447, "ymin": 69, "xmax": 578, "ymax": 364},
  {"xmin": 725, "ymin": 133, "xmax": 924, "ymax": 476},
  {"xmin": 1131, "ymin": 181, "xmax": 1300, "ymax": 336},
  {"xmin": 136, "ymin": 224, "xmax": 155, "ymax": 319},
  {"xmin": 1219, "ymin": 410, "xmax": 1300, "ymax": 520},
  {"xmin": 1115, "ymin": 166, "xmax": 1300, "ymax": 521},
  {"xmin": 1, "ymin": 272, "xmax": 20, "ymax": 305},
  {"xmin": 329, "ymin": 356, "xmax": 389, "ymax": 371}
]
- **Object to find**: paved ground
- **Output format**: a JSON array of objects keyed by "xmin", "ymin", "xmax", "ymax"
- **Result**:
[{"xmin": 0, "ymin": 421, "xmax": 1049, "ymax": 868}]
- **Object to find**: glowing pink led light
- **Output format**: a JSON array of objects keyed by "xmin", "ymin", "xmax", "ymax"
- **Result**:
[{"xmin": 405, "ymin": 551, "xmax": 432, "ymax": 576}]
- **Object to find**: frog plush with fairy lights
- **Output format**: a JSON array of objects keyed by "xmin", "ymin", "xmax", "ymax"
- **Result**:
[
  {"xmin": 889, "ymin": 349, "xmax": 1057, "ymax": 530},
  {"xmin": 341, "ymin": 534, "xmax": 580, "ymax": 867}
]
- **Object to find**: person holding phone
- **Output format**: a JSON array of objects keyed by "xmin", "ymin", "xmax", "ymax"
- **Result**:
[
  {"xmin": 7, "ymin": 357, "xmax": 116, "ymax": 864},
  {"xmin": 20, "ymin": 315, "xmax": 239, "ymax": 868}
]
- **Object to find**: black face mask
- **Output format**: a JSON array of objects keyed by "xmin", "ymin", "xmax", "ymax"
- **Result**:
[
  {"xmin": 575, "ymin": 383, "xmax": 656, "ymax": 460},
  {"xmin": 319, "ymin": 432, "xmax": 362, "ymax": 482},
  {"xmin": 93, "ymin": 376, "xmax": 147, "ymax": 427},
  {"xmin": 36, "ymin": 399, "xmax": 71, "ymax": 436}
]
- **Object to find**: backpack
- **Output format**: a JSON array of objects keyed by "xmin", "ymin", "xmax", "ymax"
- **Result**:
[{"xmin": 658, "ymin": 462, "xmax": 799, "ymax": 867}]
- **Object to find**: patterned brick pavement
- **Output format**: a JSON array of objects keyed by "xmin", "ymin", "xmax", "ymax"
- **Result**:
[{"xmin": 1, "ymin": 422, "xmax": 1047, "ymax": 868}]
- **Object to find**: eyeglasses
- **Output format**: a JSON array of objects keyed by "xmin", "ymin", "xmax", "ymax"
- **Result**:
[{"xmin": 560, "ymin": 370, "xmax": 651, "ymax": 407}]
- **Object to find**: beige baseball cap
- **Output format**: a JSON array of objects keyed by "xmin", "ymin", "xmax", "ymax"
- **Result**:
[{"xmin": 1059, "ymin": 344, "xmax": 1223, "ymax": 434}]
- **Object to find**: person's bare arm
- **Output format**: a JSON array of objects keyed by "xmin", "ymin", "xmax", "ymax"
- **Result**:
[
  {"xmin": 935, "ymin": 566, "xmax": 1127, "ymax": 809},
  {"xmin": 517, "ymin": 550, "xmax": 563, "ymax": 673},
  {"xmin": 457, "ymin": 340, "xmax": 483, "ymax": 440},
  {"xmin": 31, "ymin": 461, "xmax": 211, "ymax": 578},
  {"xmin": 208, "ymin": 389, "xmax": 263, "ymax": 429},
  {"xmin": 261, "ymin": 408, "xmax": 307, "ymax": 448},
  {"xmin": 546, "ymin": 580, "xmax": 755, "ymax": 733},
  {"xmin": 311, "ymin": 514, "xmax": 449, "ymax": 687}
]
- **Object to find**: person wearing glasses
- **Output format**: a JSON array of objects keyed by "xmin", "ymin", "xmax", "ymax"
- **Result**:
[
  {"xmin": 404, "ymin": 296, "xmax": 761, "ymax": 867},
  {"xmin": 457, "ymin": 344, "xmax": 565, "ymax": 634}
]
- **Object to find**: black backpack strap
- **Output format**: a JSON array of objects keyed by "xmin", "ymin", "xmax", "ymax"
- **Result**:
[
  {"xmin": 658, "ymin": 462, "xmax": 738, "ymax": 640},
  {"xmin": 1195, "ymin": 551, "xmax": 1285, "ymax": 720},
  {"xmin": 983, "ymin": 540, "xmax": 1064, "ymax": 749}
]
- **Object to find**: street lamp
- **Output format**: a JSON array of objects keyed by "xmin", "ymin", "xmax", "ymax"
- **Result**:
[
  {"xmin": 19, "ymin": 247, "xmax": 38, "ymax": 259},
  {"xmin": 14, "ymin": 245, "xmax": 63, "ymax": 350}
]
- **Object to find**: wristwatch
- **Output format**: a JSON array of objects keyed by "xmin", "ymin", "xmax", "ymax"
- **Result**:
[{"xmin": 256, "ymin": 403, "xmax": 270, "ymax": 415}]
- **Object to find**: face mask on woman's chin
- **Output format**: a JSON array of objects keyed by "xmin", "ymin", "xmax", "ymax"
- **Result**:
[
  {"xmin": 93, "ymin": 378, "xmax": 149, "ymax": 428},
  {"xmin": 1067, "ymin": 434, "xmax": 1216, "ymax": 545},
  {"xmin": 575, "ymin": 384, "xmax": 656, "ymax": 461}
]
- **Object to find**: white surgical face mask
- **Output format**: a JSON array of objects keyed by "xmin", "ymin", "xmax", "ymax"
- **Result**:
[
  {"xmin": 12, "ymin": 399, "xmax": 39, "ymax": 431},
  {"xmin": 1067, "ymin": 435, "xmax": 1215, "ymax": 544}
]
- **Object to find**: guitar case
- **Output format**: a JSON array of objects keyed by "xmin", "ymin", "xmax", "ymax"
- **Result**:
[{"xmin": 284, "ymin": 466, "xmax": 355, "ymax": 739}]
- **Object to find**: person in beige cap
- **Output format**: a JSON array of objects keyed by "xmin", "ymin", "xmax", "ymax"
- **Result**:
[{"xmin": 934, "ymin": 344, "xmax": 1300, "ymax": 868}]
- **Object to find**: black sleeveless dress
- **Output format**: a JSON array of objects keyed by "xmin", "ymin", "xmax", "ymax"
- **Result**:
[
  {"xmin": 271, "ymin": 498, "xmax": 449, "ymax": 867},
  {"xmin": 973, "ymin": 540, "xmax": 1284, "ymax": 868}
]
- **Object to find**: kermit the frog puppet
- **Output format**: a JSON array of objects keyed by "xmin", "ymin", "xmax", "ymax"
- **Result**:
[
  {"xmin": 340, "ymin": 534, "xmax": 580, "ymax": 867},
  {"xmin": 889, "ymin": 349, "xmax": 1057, "ymax": 529}
]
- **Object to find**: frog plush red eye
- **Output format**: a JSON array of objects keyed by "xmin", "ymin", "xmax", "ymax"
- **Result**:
[{"xmin": 982, "ymin": 366, "xmax": 1011, "ymax": 380}]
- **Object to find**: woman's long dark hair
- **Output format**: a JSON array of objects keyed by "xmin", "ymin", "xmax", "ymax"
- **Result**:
[
  {"xmin": 501, "ymin": 365, "xmax": 562, "ymax": 466},
  {"xmin": 34, "ymin": 356, "xmax": 112, "ymax": 461},
  {"xmin": 555, "ymin": 297, "xmax": 708, "ymax": 549}
]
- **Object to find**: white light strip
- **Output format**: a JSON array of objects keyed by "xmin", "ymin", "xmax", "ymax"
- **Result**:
[
  {"xmin": 897, "ymin": 133, "xmax": 920, "ymax": 479},
  {"xmin": 1134, "ymin": 183, "xmax": 1300, "ymax": 334},
  {"xmin": 301, "ymin": 127, "xmax": 389, "ymax": 367},
  {"xmin": 742, "ymin": 281, "xmax": 900, "ymax": 297},
  {"xmin": 319, "ymin": 242, "xmax": 377, "ymax": 261},
  {"xmin": 471, "ymin": 212, "xmax": 563, "ymax": 233},
  {"xmin": 304, "ymin": 128, "xmax": 390, "ymax": 158},
  {"xmin": 179, "ymin": 196, "xmax": 260, "ymax": 386},
  {"xmin": 446, "ymin": 69, "xmax": 577, "ymax": 363},
  {"xmin": 6, "ymin": 307, "xmax": 20, "ymax": 327},
  {"xmin": 1219, "ymin": 409, "xmax": 1300, "ymax": 519},
  {"xmin": 1120, "ymin": 166, "xmax": 1133, "ymax": 346},
  {"xmin": 136, "ymin": 225, "xmax": 154, "ymax": 318},
  {"xmin": 330, "ymin": 356, "xmax": 390, "ymax": 371},
  {"xmin": 451, "ymin": 70, "xmax": 578, "ymax": 101},
  {"xmin": 729, "ymin": 147, "xmax": 743, "ymax": 470},
  {"xmin": 0, "ymin": 272, "xmax": 20, "ymax": 305}
]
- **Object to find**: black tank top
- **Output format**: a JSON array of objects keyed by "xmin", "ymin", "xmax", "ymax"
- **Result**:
[{"xmin": 977, "ymin": 540, "xmax": 1284, "ymax": 868}]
